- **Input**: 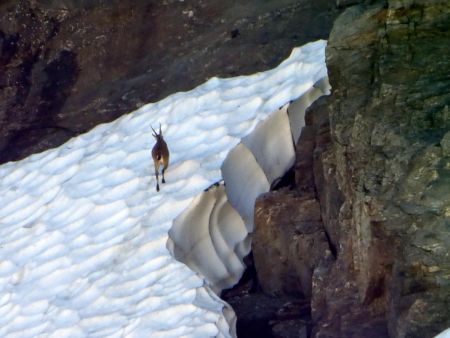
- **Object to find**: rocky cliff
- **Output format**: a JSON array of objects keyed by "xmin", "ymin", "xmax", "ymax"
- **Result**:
[{"xmin": 252, "ymin": 0, "xmax": 450, "ymax": 337}]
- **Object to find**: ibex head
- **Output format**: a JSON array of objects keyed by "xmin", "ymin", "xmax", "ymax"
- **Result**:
[
  {"xmin": 151, "ymin": 123, "xmax": 169, "ymax": 192},
  {"xmin": 151, "ymin": 123, "xmax": 164, "ymax": 141}
]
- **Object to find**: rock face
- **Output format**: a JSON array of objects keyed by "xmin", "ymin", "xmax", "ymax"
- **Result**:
[
  {"xmin": 254, "ymin": 191, "xmax": 328, "ymax": 299},
  {"xmin": 252, "ymin": 1, "xmax": 450, "ymax": 337},
  {"xmin": 316, "ymin": 1, "xmax": 450, "ymax": 337},
  {"xmin": 0, "ymin": 0, "xmax": 340, "ymax": 164}
]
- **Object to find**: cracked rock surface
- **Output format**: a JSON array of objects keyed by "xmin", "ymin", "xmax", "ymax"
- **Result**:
[{"xmin": 248, "ymin": 1, "xmax": 450, "ymax": 337}]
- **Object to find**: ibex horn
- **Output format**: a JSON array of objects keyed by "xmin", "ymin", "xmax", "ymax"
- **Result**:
[{"xmin": 151, "ymin": 125, "xmax": 158, "ymax": 137}]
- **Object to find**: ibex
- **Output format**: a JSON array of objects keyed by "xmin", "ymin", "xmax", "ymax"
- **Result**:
[{"xmin": 151, "ymin": 123, "xmax": 169, "ymax": 192}]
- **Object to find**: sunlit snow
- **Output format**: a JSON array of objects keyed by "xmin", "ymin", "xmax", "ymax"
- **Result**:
[{"xmin": 0, "ymin": 41, "xmax": 327, "ymax": 337}]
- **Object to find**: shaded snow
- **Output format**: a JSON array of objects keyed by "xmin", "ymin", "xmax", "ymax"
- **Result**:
[
  {"xmin": 436, "ymin": 328, "xmax": 450, "ymax": 338},
  {"xmin": 242, "ymin": 104, "xmax": 295, "ymax": 185},
  {"xmin": 0, "ymin": 40, "xmax": 327, "ymax": 337},
  {"xmin": 169, "ymin": 76, "xmax": 330, "ymax": 293}
]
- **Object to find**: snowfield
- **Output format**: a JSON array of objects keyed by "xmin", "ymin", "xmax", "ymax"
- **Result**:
[{"xmin": 0, "ymin": 41, "xmax": 328, "ymax": 337}]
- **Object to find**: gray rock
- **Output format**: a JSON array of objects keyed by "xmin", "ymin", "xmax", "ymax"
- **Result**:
[
  {"xmin": 253, "ymin": 0, "xmax": 450, "ymax": 336},
  {"xmin": 272, "ymin": 320, "xmax": 307, "ymax": 338},
  {"xmin": 307, "ymin": 1, "xmax": 450, "ymax": 337},
  {"xmin": 441, "ymin": 131, "xmax": 450, "ymax": 157}
]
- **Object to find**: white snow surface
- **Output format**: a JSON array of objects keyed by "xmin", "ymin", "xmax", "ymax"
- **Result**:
[
  {"xmin": 168, "ymin": 185, "xmax": 248, "ymax": 293},
  {"xmin": 168, "ymin": 76, "xmax": 330, "ymax": 294},
  {"xmin": 0, "ymin": 40, "xmax": 327, "ymax": 337},
  {"xmin": 436, "ymin": 328, "xmax": 450, "ymax": 338}
]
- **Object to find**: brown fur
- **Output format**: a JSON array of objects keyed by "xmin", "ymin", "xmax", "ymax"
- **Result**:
[{"xmin": 151, "ymin": 124, "xmax": 169, "ymax": 192}]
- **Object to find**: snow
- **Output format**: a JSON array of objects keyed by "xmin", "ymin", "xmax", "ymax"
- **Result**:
[
  {"xmin": 168, "ymin": 74, "xmax": 331, "ymax": 294},
  {"xmin": 168, "ymin": 186, "xmax": 248, "ymax": 292},
  {"xmin": 0, "ymin": 40, "xmax": 328, "ymax": 337},
  {"xmin": 222, "ymin": 143, "xmax": 270, "ymax": 231},
  {"xmin": 288, "ymin": 76, "xmax": 331, "ymax": 143},
  {"xmin": 241, "ymin": 104, "xmax": 294, "ymax": 185},
  {"xmin": 436, "ymin": 328, "xmax": 450, "ymax": 338}
]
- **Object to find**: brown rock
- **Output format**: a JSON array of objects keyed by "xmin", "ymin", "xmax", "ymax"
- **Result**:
[
  {"xmin": 295, "ymin": 125, "xmax": 316, "ymax": 197},
  {"xmin": 253, "ymin": 189, "xmax": 329, "ymax": 299},
  {"xmin": 0, "ymin": 0, "xmax": 341, "ymax": 163}
]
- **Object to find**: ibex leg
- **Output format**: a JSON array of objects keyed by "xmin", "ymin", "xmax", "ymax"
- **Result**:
[
  {"xmin": 162, "ymin": 164, "xmax": 167, "ymax": 184},
  {"xmin": 155, "ymin": 162, "xmax": 160, "ymax": 192}
]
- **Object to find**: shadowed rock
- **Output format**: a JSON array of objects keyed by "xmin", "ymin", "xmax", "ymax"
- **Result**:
[
  {"xmin": 308, "ymin": 1, "xmax": 450, "ymax": 337},
  {"xmin": 0, "ymin": 0, "xmax": 340, "ymax": 163},
  {"xmin": 250, "ymin": 2, "xmax": 450, "ymax": 337}
]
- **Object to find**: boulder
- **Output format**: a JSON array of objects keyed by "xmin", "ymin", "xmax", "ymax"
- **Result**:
[{"xmin": 253, "ymin": 190, "xmax": 328, "ymax": 299}]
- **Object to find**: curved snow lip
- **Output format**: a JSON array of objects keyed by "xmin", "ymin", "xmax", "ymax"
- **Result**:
[
  {"xmin": 0, "ymin": 40, "xmax": 327, "ymax": 337},
  {"xmin": 168, "ymin": 76, "xmax": 331, "ymax": 296},
  {"xmin": 435, "ymin": 328, "xmax": 450, "ymax": 338}
]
